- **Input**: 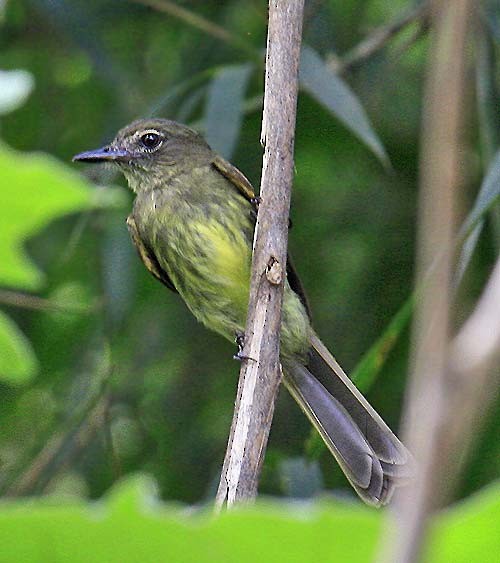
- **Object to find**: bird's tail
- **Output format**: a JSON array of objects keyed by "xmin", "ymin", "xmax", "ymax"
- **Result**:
[{"xmin": 282, "ymin": 333, "xmax": 414, "ymax": 506}]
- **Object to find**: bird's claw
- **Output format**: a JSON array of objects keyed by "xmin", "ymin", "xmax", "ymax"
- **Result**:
[
  {"xmin": 250, "ymin": 196, "xmax": 261, "ymax": 210},
  {"xmin": 233, "ymin": 331, "xmax": 256, "ymax": 362}
]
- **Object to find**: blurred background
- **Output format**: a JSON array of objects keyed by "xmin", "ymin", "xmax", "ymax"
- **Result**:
[{"xmin": 0, "ymin": 0, "xmax": 498, "ymax": 510}]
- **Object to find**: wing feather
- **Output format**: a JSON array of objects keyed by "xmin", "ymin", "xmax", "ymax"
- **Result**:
[{"xmin": 126, "ymin": 215, "xmax": 178, "ymax": 293}]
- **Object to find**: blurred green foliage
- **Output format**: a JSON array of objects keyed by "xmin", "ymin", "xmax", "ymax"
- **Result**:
[
  {"xmin": 0, "ymin": 0, "xmax": 499, "ymax": 559},
  {"xmin": 0, "ymin": 475, "xmax": 499, "ymax": 563}
]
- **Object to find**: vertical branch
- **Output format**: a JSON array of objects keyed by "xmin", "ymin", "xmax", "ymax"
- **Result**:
[
  {"xmin": 215, "ymin": 0, "xmax": 305, "ymax": 509},
  {"xmin": 380, "ymin": 1, "xmax": 473, "ymax": 562},
  {"xmin": 439, "ymin": 255, "xmax": 500, "ymax": 491}
]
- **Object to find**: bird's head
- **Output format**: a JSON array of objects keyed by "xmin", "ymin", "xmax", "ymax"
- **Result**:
[{"xmin": 73, "ymin": 119, "xmax": 213, "ymax": 192}]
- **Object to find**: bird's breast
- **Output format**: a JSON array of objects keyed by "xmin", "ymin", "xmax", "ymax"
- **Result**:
[{"xmin": 135, "ymin": 191, "xmax": 254, "ymax": 339}]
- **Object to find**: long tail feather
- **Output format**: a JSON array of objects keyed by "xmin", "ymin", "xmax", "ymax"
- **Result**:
[{"xmin": 282, "ymin": 334, "xmax": 414, "ymax": 506}]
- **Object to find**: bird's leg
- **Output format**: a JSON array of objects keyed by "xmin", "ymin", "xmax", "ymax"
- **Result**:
[{"xmin": 233, "ymin": 331, "xmax": 256, "ymax": 362}]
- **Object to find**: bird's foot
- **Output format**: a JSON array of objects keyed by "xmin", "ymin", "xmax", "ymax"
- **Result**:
[
  {"xmin": 250, "ymin": 196, "xmax": 261, "ymax": 209},
  {"xmin": 233, "ymin": 331, "xmax": 256, "ymax": 362}
]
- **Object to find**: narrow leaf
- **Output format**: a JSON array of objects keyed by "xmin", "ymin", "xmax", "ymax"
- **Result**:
[
  {"xmin": 347, "ymin": 146, "xmax": 500, "ymax": 391},
  {"xmin": 351, "ymin": 296, "xmax": 414, "ymax": 391},
  {"xmin": 299, "ymin": 46, "xmax": 389, "ymax": 167},
  {"xmin": 456, "ymin": 149, "xmax": 500, "ymax": 282},
  {"xmin": 205, "ymin": 64, "xmax": 253, "ymax": 159},
  {"xmin": 455, "ymin": 223, "xmax": 482, "ymax": 287},
  {"xmin": 461, "ymin": 149, "xmax": 500, "ymax": 237}
]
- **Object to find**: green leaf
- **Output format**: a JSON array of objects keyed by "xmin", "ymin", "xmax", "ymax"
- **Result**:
[
  {"xmin": 455, "ymin": 223, "xmax": 482, "ymax": 286},
  {"xmin": 299, "ymin": 46, "xmax": 389, "ymax": 167},
  {"xmin": 461, "ymin": 149, "xmax": 500, "ymax": 238},
  {"xmin": 456, "ymin": 149, "xmax": 500, "ymax": 283},
  {"xmin": 0, "ymin": 309, "xmax": 38, "ymax": 385},
  {"xmin": 475, "ymin": 30, "xmax": 500, "ymax": 163},
  {"xmin": 205, "ymin": 64, "xmax": 254, "ymax": 159},
  {"xmin": 351, "ymin": 296, "xmax": 414, "ymax": 392},
  {"xmin": 483, "ymin": 0, "xmax": 500, "ymax": 42},
  {"xmin": 429, "ymin": 481, "xmax": 500, "ymax": 563},
  {"xmin": 0, "ymin": 69, "xmax": 34, "ymax": 115},
  {"xmin": 0, "ymin": 474, "xmax": 381, "ymax": 563},
  {"xmin": 0, "ymin": 144, "xmax": 112, "ymax": 290},
  {"xmin": 0, "ymin": 474, "xmax": 498, "ymax": 563}
]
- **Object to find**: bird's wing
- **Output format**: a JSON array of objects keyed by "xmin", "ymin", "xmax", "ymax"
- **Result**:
[
  {"xmin": 284, "ymin": 253, "xmax": 311, "ymax": 320},
  {"xmin": 211, "ymin": 154, "xmax": 311, "ymax": 320},
  {"xmin": 126, "ymin": 215, "xmax": 178, "ymax": 293},
  {"xmin": 212, "ymin": 154, "xmax": 257, "ymax": 203}
]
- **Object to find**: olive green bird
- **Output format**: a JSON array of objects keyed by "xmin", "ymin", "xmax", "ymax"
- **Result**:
[{"xmin": 74, "ymin": 119, "xmax": 413, "ymax": 506}]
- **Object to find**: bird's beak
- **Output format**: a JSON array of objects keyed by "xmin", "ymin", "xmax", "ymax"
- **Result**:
[{"xmin": 72, "ymin": 146, "xmax": 131, "ymax": 163}]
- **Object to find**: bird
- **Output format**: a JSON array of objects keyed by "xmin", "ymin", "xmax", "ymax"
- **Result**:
[{"xmin": 74, "ymin": 118, "xmax": 414, "ymax": 506}]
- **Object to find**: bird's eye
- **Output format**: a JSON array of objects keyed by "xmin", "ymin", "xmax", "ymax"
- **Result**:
[{"xmin": 140, "ymin": 132, "xmax": 162, "ymax": 151}]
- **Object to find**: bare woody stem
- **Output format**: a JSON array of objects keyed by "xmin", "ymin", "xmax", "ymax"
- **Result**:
[
  {"xmin": 215, "ymin": 0, "xmax": 305, "ymax": 509},
  {"xmin": 380, "ymin": 1, "xmax": 474, "ymax": 562}
]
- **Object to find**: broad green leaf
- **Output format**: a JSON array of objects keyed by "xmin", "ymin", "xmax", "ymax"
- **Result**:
[
  {"xmin": 205, "ymin": 64, "xmax": 254, "ymax": 159},
  {"xmin": 0, "ymin": 309, "xmax": 37, "ymax": 385},
  {"xmin": 429, "ymin": 481, "xmax": 500, "ymax": 563},
  {"xmin": 0, "ymin": 69, "xmax": 34, "ymax": 115},
  {"xmin": 299, "ymin": 46, "xmax": 389, "ymax": 167},
  {"xmin": 0, "ymin": 144, "xmax": 122, "ymax": 290},
  {"xmin": 0, "ymin": 474, "xmax": 381, "ymax": 563},
  {"xmin": 0, "ymin": 474, "xmax": 498, "ymax": 563}
]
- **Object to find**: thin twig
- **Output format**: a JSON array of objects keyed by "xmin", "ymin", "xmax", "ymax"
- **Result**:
[
  {"xmin": 0, "ymin": 289, "xmax": 63, "ymax": 312},
  {"xmin": 0, "ymin": 288, "xmax": 97, "ymax": 314},
  {"xmin": 131, "ymin": 0, "xmax": 258, "ymax": 57},
  {"xmin": 329, "ymin": 1, "xmax": 430, "ymax": 74},
  {"xmin": 4, "ymin": 396, "xmax": 110, "ymax": 496},
  {"xmin": 380, "ymin": 2, "xmax": 473, "ymax": 562},
  {"xmin": 3, "ymin": 368, "xmax": 113, "ymax": 497},
  {"xmin": 215, "ymin": 0, "xmax": 305, "ymax": 509}
]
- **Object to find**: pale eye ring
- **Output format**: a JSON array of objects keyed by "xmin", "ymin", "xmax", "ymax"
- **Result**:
[{"xmin": 140, "ymin": 131, "xmax": 162, "ymax": 151}]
